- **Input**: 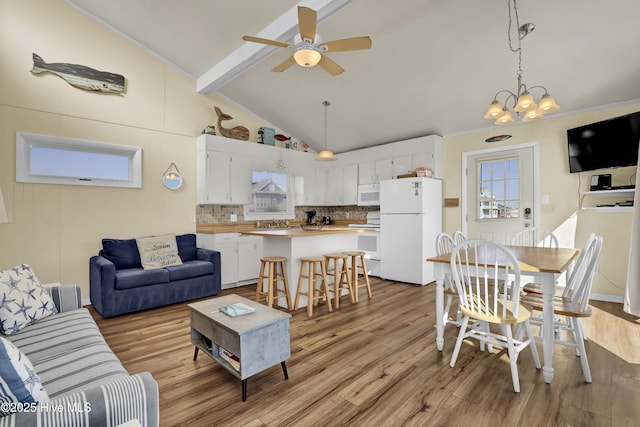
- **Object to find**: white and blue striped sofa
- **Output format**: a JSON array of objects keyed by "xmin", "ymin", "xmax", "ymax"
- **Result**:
[{"xmin": 1, "ymin": 284, "xmax": 159, "ymax": 427}]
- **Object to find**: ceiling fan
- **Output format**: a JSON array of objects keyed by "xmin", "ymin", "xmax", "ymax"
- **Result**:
[{"xmin": 242, "ymin": 6, "xmax": 372, "ymax": 76}]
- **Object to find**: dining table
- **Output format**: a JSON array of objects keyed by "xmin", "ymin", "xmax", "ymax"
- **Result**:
[{"xmin": 427, "ymin": 245, "xmax": 580, "ymax": 384}]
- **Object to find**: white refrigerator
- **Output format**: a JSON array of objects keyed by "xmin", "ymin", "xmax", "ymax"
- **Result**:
[{"xmin": 380, "ymin": 177, "xmax": 442, "ymax": 285}]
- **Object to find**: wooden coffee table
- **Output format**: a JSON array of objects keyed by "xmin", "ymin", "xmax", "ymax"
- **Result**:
[{"xmin": 189, "ymin": 294, "xmax": 291, "ymax": 401}]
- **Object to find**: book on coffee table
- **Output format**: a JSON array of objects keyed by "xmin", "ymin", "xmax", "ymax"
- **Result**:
[{"xmin": 219, "ymin": 302, "xmax": 255, "ymax": 317}]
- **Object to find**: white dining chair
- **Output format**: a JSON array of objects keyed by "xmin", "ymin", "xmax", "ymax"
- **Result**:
[
  {"xmin": 523, "ymin": 233, "xmax": 597, "ymax": 296},
  {"xmin": 452, "ymin": 230, "xmax": 467, "ymax": 245},
  {"xmin": 449, "ymin": 239, "xmax": 540, "ymax": 392},
  {"xmin": 520, "ymin": 234, "xmax": 602, "ymax": 383},
  {"xmin": 511, "ymin": 227, "xmax": 559, "ymax": 295},
  {"xmin": 435, "ymin": 233, "xmax": 460, "ymax": 328},
  {"xmin": 511, "ymin": 227, "xmax": 559, "ymax": 248}
]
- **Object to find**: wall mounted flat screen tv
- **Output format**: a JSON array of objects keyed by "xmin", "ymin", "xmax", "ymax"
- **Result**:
[{"xmin": 567, "ymin": 111, "xmax": 640, "ymax": 173}]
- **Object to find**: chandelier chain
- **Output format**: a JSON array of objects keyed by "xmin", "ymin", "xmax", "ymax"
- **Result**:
[
  {"xmin": 323, "ymin": 100, "xmax": 330, "ymax": 150},
  {"xmin": 507, "ymin": 0, "xmax": 524, "ymax": 91}
]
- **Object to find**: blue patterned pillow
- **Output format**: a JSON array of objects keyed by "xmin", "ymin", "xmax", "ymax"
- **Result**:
[
  {"xmin": 0, "ymin": 264, "xmax": 58, "ymax": 335},
  {"xmin": 0, "ymin": 337, "xmax": 49, "ymax": 415}
]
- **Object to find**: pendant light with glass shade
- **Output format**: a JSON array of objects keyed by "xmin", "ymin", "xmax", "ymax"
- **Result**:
[
  {"xmin": 484, "ymin": 0, "xmax": 559, "ymax": 125},
  {"xmin": 315, "ymin": 100, "xmax": 337, "ymax": 161}
]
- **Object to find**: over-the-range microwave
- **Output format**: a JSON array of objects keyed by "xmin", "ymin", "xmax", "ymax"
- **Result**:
[{"xmin": 357, "ymin": 184, "xmax": 380, "ymax": 206}]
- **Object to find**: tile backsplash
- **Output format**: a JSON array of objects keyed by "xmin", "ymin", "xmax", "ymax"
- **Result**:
[{"xmin": 197, "ymin": 204, "xmax": 375, "ymax": 224}]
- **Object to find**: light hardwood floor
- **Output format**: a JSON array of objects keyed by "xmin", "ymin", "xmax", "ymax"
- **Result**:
[{"xmin": 90, "ymin": 278, "xmax": 640, "ymax": 427}]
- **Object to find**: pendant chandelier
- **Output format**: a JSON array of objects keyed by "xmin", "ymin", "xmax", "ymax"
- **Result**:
[
  {"xmin": 315, "ymin": 100, "xmax": 337, "ymax": 161},
  {"xmin": 484, "ymin": 0, "xmax": 560, "ymax": 125}
]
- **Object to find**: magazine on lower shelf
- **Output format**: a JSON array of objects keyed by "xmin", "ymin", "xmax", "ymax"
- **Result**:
[{"xmin": 219, "ymin": 346, "xmax": 240, "ymax": 371}]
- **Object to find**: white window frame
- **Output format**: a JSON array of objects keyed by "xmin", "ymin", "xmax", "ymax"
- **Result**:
[
  {"xmin": 244, "ymin": 172, "xmax": 295, "ymax": 221},
  {"xmin": 16, "ymin": 132, "xmax": 142, "ymax": 188}
]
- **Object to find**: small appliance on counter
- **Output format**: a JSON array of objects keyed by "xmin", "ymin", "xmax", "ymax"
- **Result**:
[
  {"xmin": 305, "ymin": 210, "xmax": 317, "ymax": 225},
  {"xmin": 322, "ymin": 216, "xmax": 332, "ymax": 225}
]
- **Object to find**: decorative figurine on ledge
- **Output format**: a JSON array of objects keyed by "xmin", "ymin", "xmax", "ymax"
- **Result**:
[
  {"xmin": 214, "ymin": 106, "xmax": 250, "ymax": 141},
  {"xmin": 201, "ymin": 125, "xmax": 216, "ymax": 135}
]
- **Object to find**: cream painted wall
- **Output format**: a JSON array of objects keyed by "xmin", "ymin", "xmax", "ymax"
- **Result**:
[
  {"xmin": 442, "ymin": 102, "xmax": 640, "ymax": 299},
  {"xmin": 0, "ymin": 0, "xmax": 268, "ymax": 299}
]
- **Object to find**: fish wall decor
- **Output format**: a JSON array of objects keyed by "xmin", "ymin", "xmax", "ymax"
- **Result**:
[{"xmin": 30, "ymin": 53, "xmax": 125, "ymax": 94}]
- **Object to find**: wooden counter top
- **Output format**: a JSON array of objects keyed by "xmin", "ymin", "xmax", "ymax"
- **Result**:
[
  {"xmin": 241, "ymin": 226, "xmax": 364, "ymax": 238},
  {"xmin": 196, "ymin": 220, "xmax": 365, "ymax": 235}
]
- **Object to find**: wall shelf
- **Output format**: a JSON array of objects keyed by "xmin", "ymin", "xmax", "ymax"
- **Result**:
[{"xmin": 579, "ymin": 188, "xmax": 635, "ymax": 212}]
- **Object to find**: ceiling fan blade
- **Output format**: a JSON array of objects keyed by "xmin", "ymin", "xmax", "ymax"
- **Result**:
[
  {"xmin": 321, "ymin": 36, "xmax": 372, "ymax": 52},
  {"xmin": 242, "ymin": 35, "xmax": 292, "ymax": 49},
  {"xmin": 298, "ymin": 6, "xmax": 317, "ymax": 42},
  {"xmin": 318, "ymin": 55, "xmax": 344, "ymax": 76},
  {"xmin": 271, "ymin": 56, "xmax": 297, "ymax": 72}
]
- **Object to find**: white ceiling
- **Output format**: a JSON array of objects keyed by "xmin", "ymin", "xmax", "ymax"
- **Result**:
[{"xmin": 67, "ymin": 0, "xmax": 640, "ymax": 154}]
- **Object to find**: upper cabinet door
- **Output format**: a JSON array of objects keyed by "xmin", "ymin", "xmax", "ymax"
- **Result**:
[
  {"xmin": 229, "ymin": 154, "xmax": 251, "ymax": 204},
  {"xmin": 343, "ymin": 164, "xmax": 358, "ymax": 205},
  {"xmin": 375, "ymin": 159, "xmax": 393, "ymax": 182},
  {"xmin": 358, "ymin": 161, "xmax": 375, "ymax": 185},
  {"xmin": 197, "ymin": 150, "xmax": 251, "ymax": 205},
  {"xmin": 198, "ymin": 151, "xmax": 231, "ymax": 204},
  {"xmin": 392, "ymin": 155, "xmax": 412, "ymax": 178},
  {"xmin": 325, "ymin": 167, "xmax": 343, "ymax": 205}
]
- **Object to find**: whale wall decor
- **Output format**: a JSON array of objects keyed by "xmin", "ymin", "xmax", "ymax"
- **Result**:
[{"xmin": 30, "ymin": 53, "xmax": 126, "ymax": 94}]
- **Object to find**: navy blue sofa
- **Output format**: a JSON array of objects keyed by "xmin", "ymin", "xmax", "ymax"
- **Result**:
[{"xmin": 90, "ymin": 233, "xmax": 221, "ymax": 318}]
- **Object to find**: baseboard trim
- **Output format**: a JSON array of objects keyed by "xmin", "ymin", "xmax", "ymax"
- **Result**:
[{"xmin": 590, "ymin": 293, "xmax": 624, "ymax": 303}]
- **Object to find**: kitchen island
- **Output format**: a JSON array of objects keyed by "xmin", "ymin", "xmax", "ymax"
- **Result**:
[{"xmin": 242, "ymin": 227, "xmax": 362, "ymax": 309}]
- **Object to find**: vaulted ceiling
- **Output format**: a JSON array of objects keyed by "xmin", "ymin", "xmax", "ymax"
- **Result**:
[{"xmin": 67, "ymin": 0, "xmax": 640, "ymax": 154}]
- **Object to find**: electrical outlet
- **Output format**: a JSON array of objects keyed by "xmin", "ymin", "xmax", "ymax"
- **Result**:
[{"xmin": 230, "ymin": 214, "xmax": 238, "ymax": 222}]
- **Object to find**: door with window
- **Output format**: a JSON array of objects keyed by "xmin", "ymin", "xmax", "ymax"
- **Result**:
[{"xmin": 464, "ymin": 144, "xmax": 537, "ymax": 244}]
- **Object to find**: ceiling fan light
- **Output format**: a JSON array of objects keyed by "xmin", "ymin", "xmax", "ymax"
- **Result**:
[
  {"xmin": 514, "ymin": 92, "xmax": 536, "ymax": 112},
  {"xmin": 495, "ymin": 108, "xmax": 515, "ymax": 124},
  {"xmin": 537, "ymin": 94, "xmax": 560, "ymax": 113},
  {"xmin": 315, "ymin": 150, "xmax": 337, "ymax": 161},
  {"xmin": 484, "ymin": 101, "xmax": 504, "ymax": 119},
  {"xmin": 294, "ymin": 48, "xmax": 321, "ymax": 67},
  {"xmin": 522, "ymin": 106, "xmax": 544, "ymax": 122}
]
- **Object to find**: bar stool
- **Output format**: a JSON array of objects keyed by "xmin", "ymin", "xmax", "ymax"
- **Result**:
[
  {"xmin": 323, "ymin": 253, "xmax": 353, "ymax": 309},
  {"xmin": 255, "ymin": 256, "xmax": 292, "ymax": 310},
  {"xmin": 294, "ymin": 256, "xmax": 332, "ymax": 317},
  {"xmin": 344, "ymin": 251, "xmax": 372, "ymax": 302}
]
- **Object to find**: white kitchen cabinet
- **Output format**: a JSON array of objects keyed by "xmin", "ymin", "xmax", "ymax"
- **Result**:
[
  {"xmin": 376, "ymin": 159, "xmax": 393, "ymax": 182},
  {"xmin": 302, "ymin": 167, "xmax": 316, "ymax": 205},
  {"xmin": 325, "ymin": 167, "xmax": 343, "ymax": 205},
  {"xmin": 326, "ymin": 164, "xmax": 358, "ymax": 205},
  {"xmin": 358, "ymin": 161, "xmax": 374, "ymax": 184},
  {"xmin": 359, "ymin": 159, "xmax": 393, "ymax": 184},
  {"xmin": 238, "ymin": 235, "xmax": 263, "ymax": 281},
  {"xmin": 308, "ymin": 168, "xmax": 329, "ymax": 205},
  {"xmin": 303, "ymin": 167, "xmax": 327, "ymax": 205},
  {"xmin": 342, "ymin": 164, "xmax": 358, "ymax": 205},
  {"xmin": 393, "ymin": 153, "xmax": 435, "ymax": 178},
  {"xmin": 197, "ymin": 233, "xmax": 263, "ymax": 288},
  {"xmin": 197, "ymin": 151, "xmax": 251, "ymax": 205},
  {"xmin": 411, "ymin": 151, "xmax": 430, "ymax": 172},
  {"xmin": 198, "ymin": 233, "xmax": 239, "ymax": 288},
  {"xmin": 392, "ymin": 155, "xmax": 413, "ymax": 178},
  {"xmin": 294, "ymin": 175, "xmax": 305, "ymax": 206},
  {"xmin": 230, "ymin": 155, "xmax": 251, "ymax": 204}
]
